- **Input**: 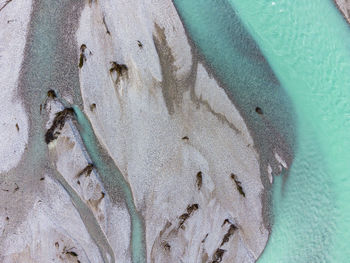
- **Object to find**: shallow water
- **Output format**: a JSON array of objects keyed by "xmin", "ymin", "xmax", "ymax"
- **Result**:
[
  {"xmin": 19, "ymin": 0, "xmax": 350, "ymax": 261},
  {"xmin": 173, "ymin": 0, "xmax": 296, "ymax": 182},
  {"xmin": 73, "ymin": 106, "xmax": 145, "ymax": 263},
  {"xmin": 230, "ymin": 1, "xmax": 350, "ymax": 261},
  {"xmin": 174, "ymin": 0, "xmax": 350, "ymax": 262},
  {"xmin": 19, "ymin": 0, "xmax": 145, "ymax": 262}
]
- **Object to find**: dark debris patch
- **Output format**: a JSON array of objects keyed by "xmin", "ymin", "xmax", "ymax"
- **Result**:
[
  {"xmin": 221, "ymin": 219, "xmax": 230, "ymax": 227},
  {"xmin": 196, "ymin": 171, "xmax": 202, "ymax": 190},
  {"xmin": 201, "ymin": 233, "xmax": 209, "ymax": 243},
  {"xmin": 45, "ymin": 108, "xmax": 75, "ymax": 144},
  {"xmin": 255, "ymin": 106, "xmax": 263, "ymax": 115},
  {"xmin": 79, "ymin": 44, "xmax": 87, "ymax": 68},
  {"xmin": 110, "ymin": 61, "xmax": 128, "ymax": 77},
  {"xmin": 90, "ymin": 103, "xmax": 96, "ymax": 112},
  {"xmin": 66, "ymin": 251, "xmax": 78, "ymax": 257},
  {"xmin": 220, "ymin": 224, "xmax": 237, "ymax": 247},
  {"xmin": 47, "ymin": 89, "xmax": 57, "ymax": 99},
  {"xmin": 63, "ymin": 246, "xmax": 79, "ymax": 259},
  {"xmin": 230, "ymin": 173, "xmax": 245, "ymax": 197},
  {"xmin": 178, "ymin": 203, "xmax": 199, "ymax": 229},
  {"xmin": 211, "ymin": 248, "xmax": 226, "ymax": 263},
  {"xmin": 161, "ymin": 241, "xmax": 171, "ymax": 251},
  {"xmin": 76, "ymin": 163, "xmax": 94, "ymax": 178}
]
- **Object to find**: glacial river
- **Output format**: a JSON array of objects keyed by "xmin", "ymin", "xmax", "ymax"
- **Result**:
[
  {"xmin": 19, "ymin": 0, "xmax": 145, "ymax": 262},
  {"xmin": 20, "ymin": 0, "xmax": 350, "ymax": 261},
  {"xmin": 174, "ymin": 0, "xmax": 350, "ymax": 262}
]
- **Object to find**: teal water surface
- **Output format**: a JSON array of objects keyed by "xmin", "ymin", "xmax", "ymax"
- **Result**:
[
  {"xmin": 174, "ymin": 0, "xmax": 350, "ymax": 262},
  {"xmin": 230, "ymin": 1, "xmax": 350, "ymax": 262},
  {"xmin": 73, "ymin": 106, "xmax": 146, "ymax": 263},
  {"xmin": 174, "ymin": 0, "xmax": 296, "ymax": 184}
]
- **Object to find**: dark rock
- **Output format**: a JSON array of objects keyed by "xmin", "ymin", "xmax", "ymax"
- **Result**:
[
  {"xmin": 255, "ymin": 107, "xmax": 263, "ymax": 115},
  {"xmin": 90, "ymin": 103, "xmax": 96, "ymax": 111},
  {"xmin": 47, "ymin": 89, "xmax": 56, "ymax": 99},
  {"xmin": 79, "ymin": 44, "xmax": 87, "ymax": 68},
  {"xmin": 45, "ymin": 108, "xmax": 75, "ymax": 144}
]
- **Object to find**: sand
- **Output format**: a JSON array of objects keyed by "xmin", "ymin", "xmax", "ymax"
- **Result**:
[
  {"xmin": 76, "ymin": 0, "xmax": 269, "ymax": 261},
  {"xmin": 0, "ymin": 0, "xmax": 280, "ymax": 261},
  {"xmin": 0, "ymin": 0, "xmax": 30, "ymax": 173},
  {"xmin": 334, "ymin": 0, "xmax": 350, "ymax": 23}
]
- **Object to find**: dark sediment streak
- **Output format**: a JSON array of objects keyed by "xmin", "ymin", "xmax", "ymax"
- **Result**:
[{"xmin": 171, "ymin": 0, "xmax": 297, "ymax": 238}]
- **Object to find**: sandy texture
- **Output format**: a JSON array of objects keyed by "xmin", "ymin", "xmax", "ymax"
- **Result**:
[
  {"xmin": 0, "ymin": 0, "xmax": 30, "ymax": 172},
  {"xmin": 77, "ymin": 0, "xmax": 269, "ymax": 262},
  {"xmin": 46, "ymin": 101, "xmax": 108, "ymax": 231},
  {"xmin": 1, "ymin": 175, "xmax": 104, "ymax": 263},
  {"xmin": 334, "ymin": 0, "xmax": 350, "ymax": 22},
  {"xmin": 0, "ymin": 0, "xmax": 276, "ymax": 262},
  {"xmin": 44, "ymin": 99, "xmax": 125, "ymax": 263}
]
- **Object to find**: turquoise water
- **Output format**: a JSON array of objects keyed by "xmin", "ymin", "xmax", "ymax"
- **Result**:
[
  {"xmin": 20, "ymin": 0, "xmax": 350, "ymax": 261},
  {"xmin": 174, "ymin": 0, "xmax": 350, "ymax": 262},
  {"xmin": 19, "ymin": 0, "xmax": 145, "ymax": 261},
  {"xmin": 73, "ymin": 106, "xmax": 146, "ymax": 263},
  {"xmin": 173, "ymin": 0, "xmax": 296, "ymax": 182},
  {"xmin": 17, "ymin": 0, "xmax": 117, "ymax": 261}
]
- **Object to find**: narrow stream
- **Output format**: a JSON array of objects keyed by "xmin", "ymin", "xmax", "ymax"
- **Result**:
[
  {"xmin": 19, "ymin": 0, "xmax": 350, "ymax": 262},
  {"xmin": 18, "ymin": 0, "xmax": 145, "ymax": 262},
  {"xmin": 73, "ymin": 106, "xmax": 146, "ymax": 263}
]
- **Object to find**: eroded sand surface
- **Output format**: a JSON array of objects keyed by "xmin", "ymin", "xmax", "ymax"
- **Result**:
[{"xmin": 0, "ymin": 0, "xmax": 288, "ymax": 262}]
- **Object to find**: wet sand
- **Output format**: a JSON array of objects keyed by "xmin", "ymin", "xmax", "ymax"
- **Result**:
[{"xmin": 0, "ymin": 0, "xmax": 280, "ymax": 262}]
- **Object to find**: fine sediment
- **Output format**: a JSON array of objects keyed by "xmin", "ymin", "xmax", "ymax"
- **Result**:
[
  {"xmin": 77, "ymin": 0, "xmax": 271, "ymax": 262},
  {"xmin": 0, "ymin": 0, "xmax": 107, "ymax": 262},
  {"xmin": 0, "ymin": 0, "xmax": 293, "ymax": 262},
  {"xmin": 0, "ymin": 0, "xmax": 30, "ymax": 174}
]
